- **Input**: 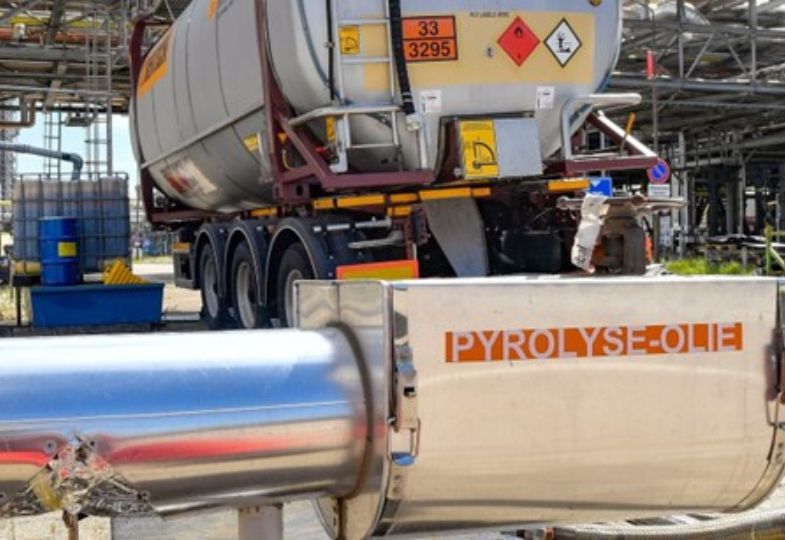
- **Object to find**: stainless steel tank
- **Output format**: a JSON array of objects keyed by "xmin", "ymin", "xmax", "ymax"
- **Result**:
[
  {"xmin": 0, "ymin": 329, "xmax": 368, "ymax": 516},
  {"xmin": 132, "ymin": 0, "xmax": 623, "ymax": 213},
  {"xmin": 1, "ymin": 277, "xmax": 782, "ymax": 540}
]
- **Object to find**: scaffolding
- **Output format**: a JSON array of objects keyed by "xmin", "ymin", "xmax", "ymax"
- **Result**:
[
  {"xmin": 82, "ymin": 2, "xmax": 113, "ymax": 176},
  {"xmin": 607, "ymin": 0, "xmax": 785, "ymax": 243},
  {"xmin": 42, "ymin": 108, "xmax": 62, "ymax": 178}
]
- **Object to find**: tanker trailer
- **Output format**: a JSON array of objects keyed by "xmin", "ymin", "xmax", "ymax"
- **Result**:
[
  {"xmin": 1, "ymin": 278, "xmax": 785, "ymax": 539},
  {"xmin": 130, "ymin": 0, "xmax": 663, "ymax": 329}
]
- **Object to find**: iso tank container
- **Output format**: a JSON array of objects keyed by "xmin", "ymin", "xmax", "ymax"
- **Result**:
[{"xmin": 132, "ymin": 0, "xmax": 622, "ymax": 213}]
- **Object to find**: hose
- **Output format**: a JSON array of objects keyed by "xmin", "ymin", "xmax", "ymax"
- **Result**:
[{"xmin": 387, "ymin": 0, "xmax": 415, "ymax": 116}]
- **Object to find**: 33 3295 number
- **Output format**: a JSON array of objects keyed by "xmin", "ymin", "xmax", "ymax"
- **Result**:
[
  {"xmin": 405, "ymin": 39, "xmax": 457, "ymax": 61},
  {"xmin": 402, "ymin": 16, "xmax": 458, "ymax": 62}
]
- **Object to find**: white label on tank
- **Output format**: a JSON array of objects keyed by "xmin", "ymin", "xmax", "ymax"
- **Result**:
[
  {"xmin": 419, "ymin": 90, "xmax": 442, "ymax": 114},
  {"xmin": 536, "ymin": 86, "xmax": 555, "ymax": 110},
  {"xmin": 161, "ymin": 158, "xmax": 218, "ymax": 196}
]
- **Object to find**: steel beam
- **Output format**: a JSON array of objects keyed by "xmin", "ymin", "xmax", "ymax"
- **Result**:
[
  {"xmin": 0, "ymin": 46, "xmax": 86, "ymax": 63},
  {"xmin": 609, "ymin": 76, "xmax": 785, "ymax": 96}
]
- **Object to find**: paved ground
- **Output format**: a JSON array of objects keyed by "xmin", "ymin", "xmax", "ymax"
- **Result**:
[
  {"xmin": 132, "ymin": 262, "xmax": 202, "ymax": 317},
  {"xmin": 2, "ymin": 503, "xmax": 508, "ymax": 540}
]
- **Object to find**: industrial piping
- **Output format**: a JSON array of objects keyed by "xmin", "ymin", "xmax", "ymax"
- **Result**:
[
  {"xmin": 0, "ymin": 142, "xmax": 83, "ymax": 179},
  {"xmin": 0, "ymin": 329, "xmax": 368, "ymax": 517}
]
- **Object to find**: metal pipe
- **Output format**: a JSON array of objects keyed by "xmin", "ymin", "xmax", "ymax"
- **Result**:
[
  {"xmin": 560, "ymin": 94, "xmax": 642, "ymax": 160},
  {"xmin": 0, "ymin": 329, "xmax": 368, "ymax": 517},
  {"xmin": 610, "ymin": 75, "xmax": 785, "ymax": 96},
  {"xmin": 0, "ymin": 142, "xmax": 82, "ymax": 179}
]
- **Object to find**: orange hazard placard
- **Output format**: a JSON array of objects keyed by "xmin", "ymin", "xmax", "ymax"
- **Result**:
[
  {"xmin": 445, "ymin": 322, "xmax": 744, "ymax": 363},
  {"xmin": 402, "ymin": 16, "xmax": 458, "ymax": 62}
]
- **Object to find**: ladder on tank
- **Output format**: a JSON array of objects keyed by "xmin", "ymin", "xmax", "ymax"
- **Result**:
[{"xmin": 290, "ymin": 2, "xmax": 428, "ymax": 173}]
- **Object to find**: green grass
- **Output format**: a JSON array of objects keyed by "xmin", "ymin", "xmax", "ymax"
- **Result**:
[{"xmin": 665, "ymin": 258, "xmax": 753, "ymax": 276}]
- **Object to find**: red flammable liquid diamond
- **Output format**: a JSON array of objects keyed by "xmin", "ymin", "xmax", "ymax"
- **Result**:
[{"xmin": 497, "ymin": 17, "xmax": 540, "ymax": 67}]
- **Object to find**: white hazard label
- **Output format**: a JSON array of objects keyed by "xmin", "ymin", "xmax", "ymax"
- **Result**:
[{"xmin": 545, "ymin": 19, "xmax": 582, "ymax": 67}]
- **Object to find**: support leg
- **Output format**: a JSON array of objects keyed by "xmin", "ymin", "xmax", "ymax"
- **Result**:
[{"xmin": 63, "ymin": 511, "xmax": 79, "ymax": 540}]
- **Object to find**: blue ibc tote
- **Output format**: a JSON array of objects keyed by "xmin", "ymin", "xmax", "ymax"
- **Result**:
[{"xmin": 39, "ymin": 217, "xmax": 81, "ymax": 286}]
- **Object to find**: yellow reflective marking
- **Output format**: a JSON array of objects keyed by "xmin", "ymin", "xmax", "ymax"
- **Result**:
[
  {"xmin": 249, "ymin": 207, "xmax": 278, "ymax": 218},
  {"xmin": 388, "ymin": 206, "xmax": 413, "ymax": 218},
  {"xmin": 313, "ymin": 199, "xmax": 336, "ymax": 211},
  {"xmin": 390, "ymin": 193, "xmax": 419, "ymax": 204},
  {"xmin": 315, "ymin": 187, "xmax": 490, "ymax": 213},
  {"xmin": 459, "ymin": 120, "xmax": 499, "ymax": 180},
  {"xmin": 335, "ymin": 195, "xmax": 386, "ymax": 208},
  {"xmin": 548, "ymin": 178, "xmax": 590, "ymax": 193},
  {"xmin": 420, "ymin": 187, "xmax": 473, "ymax": 201},
  {"xmin": 337, "ymin": 260, "xmax": 419, "ymax": 280}
]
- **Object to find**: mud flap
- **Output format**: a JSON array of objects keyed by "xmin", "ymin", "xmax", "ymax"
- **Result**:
[{"xmin": 423, "ymin": 198, "xmax": 489, "ymax": 277}]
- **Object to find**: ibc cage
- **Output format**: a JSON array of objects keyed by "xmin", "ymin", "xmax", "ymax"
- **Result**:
[{"xmin": 12, "ymin": 173, "xmax": 131, "ymax": 273}]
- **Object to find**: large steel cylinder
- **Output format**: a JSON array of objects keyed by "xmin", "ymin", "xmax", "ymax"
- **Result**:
[
  {"xmin": 0, "ymin": 329, "xmax": 367, "ymax": 517},
  {"xmin": 132, "ymin": 0, "xmax": 623, "ymax": 212}
]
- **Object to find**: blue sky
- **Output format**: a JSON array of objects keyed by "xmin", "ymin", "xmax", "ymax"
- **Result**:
[{"xmin": 14, "ymin": 114, "xmax": 139, "ymax": 191}]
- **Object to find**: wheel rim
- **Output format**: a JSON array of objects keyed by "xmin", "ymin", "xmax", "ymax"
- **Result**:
[
  {"xmin": 283, "ymin": 269, "xmax": 303, "ymax": 327},
  {"xmin": 202, "ymin": 256, "xmax": 220, "ymax": 317},
  {"xmin": 235, "ymin": 260, "xmax": 257, "ymax": 328}
]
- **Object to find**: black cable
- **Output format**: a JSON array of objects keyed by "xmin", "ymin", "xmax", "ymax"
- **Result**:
[
  {"xmin": 325, "ymin": 0, "xmax": 336, "ymax": 100},
  {"xmin": 388, "ymin": 0, "xmax": 415, "ymax": 116}
]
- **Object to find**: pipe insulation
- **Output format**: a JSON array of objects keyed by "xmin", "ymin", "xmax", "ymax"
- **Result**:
[{"xmin": 0, "ymin": 329, "xmax": 368, "ymax": 518}]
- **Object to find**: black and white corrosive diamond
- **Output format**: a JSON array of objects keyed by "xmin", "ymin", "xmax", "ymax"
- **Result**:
[{"xmin": 545, "ymin": 19, "xmax": 582, "ymax": 68}]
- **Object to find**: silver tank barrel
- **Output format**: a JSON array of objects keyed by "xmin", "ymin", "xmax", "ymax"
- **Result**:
[{"xmin": 0, "ymin": 328, "xmax": 367, "ymax": 517}]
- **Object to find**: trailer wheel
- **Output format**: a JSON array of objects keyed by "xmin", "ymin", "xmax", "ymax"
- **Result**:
[
  {"xmin": 276, "ymin": 243, "xmax": 314, "ymax": 328},
  {"xmin": 231, "ymin": 242, "xmax": 268, "ymax": 329},
  {"xmin": 199, "ymin": 244, "xmax": 228, "ymax": 329}
]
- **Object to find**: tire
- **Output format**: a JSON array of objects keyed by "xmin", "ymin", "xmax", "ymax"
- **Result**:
[
  {"xmin": 275, "ymin": 243, "xmax": 314, "ymax": 328},
  {"xmin": 199, "ymin": 244, "xmax": 228, "ymax": 329},
  {"xmin": 230, "ymin": 242, "xmax": 269, "ymax": 329}
]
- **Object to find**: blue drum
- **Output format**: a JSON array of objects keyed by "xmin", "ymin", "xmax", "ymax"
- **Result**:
[{"xmin": 39, "ymin": 217, "xmax": 80, "ymax": 286}]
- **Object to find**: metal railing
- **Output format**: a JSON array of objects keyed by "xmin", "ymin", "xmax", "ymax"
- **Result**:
[{"xmin": 764, "ymin": 226, "xmax": 785, "ymax": 275}]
